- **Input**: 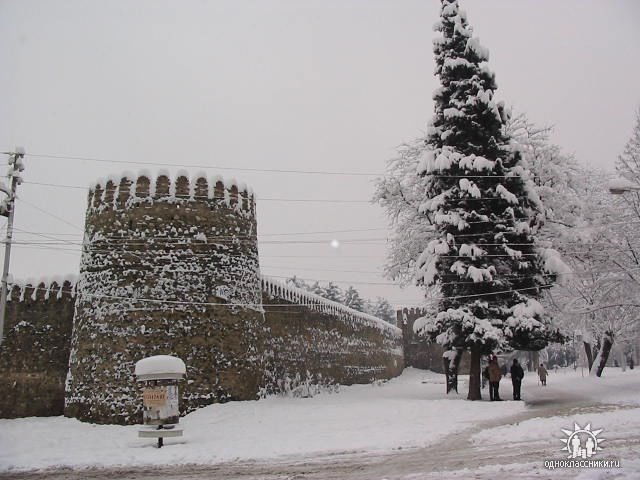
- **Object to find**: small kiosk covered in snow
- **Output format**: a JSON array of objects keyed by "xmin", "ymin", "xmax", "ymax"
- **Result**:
[{"xmin": 134, "ymin": 355, "xmax": 186, "ymax": 448}]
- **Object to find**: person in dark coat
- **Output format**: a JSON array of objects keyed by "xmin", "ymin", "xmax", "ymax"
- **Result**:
[
  {"xmin": 510, "ymin": 359, "xmax": 524, "ymax": 400},
  {"xmin": 487, "ymin": 356, "xmax": 502, "ymax": 401}
]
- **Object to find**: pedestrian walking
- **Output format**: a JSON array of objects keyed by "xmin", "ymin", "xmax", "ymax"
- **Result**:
[
  {"xmin": 538, "ymin": 363, "xmax": 548, "ymax": 386},
  {"xmin": 510, "ymin": 359, "xmax": 524, "ymax": 400},
  {"xmin": 488, "ymin": 356, "xmax": 502, "ymax": 401}
]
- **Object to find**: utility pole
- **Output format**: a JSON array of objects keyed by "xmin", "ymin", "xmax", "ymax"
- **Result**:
[{"xmin": 0, "ymin": 147, "xmax": 25, "ymax": 345}]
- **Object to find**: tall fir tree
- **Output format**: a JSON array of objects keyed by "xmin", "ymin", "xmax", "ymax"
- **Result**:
[
  {"xmin": 287, "ymin": 275, "xmax": 310, "ymax": 290},
  {"xmin": 321, "ymin": 282, "xmax": 344, "ymax": 303},
  {"xmin": 343, "ymin": 286, "xmax": 365, "ymax": 312},
  {"xmin": 416, "ymin": 0, "xmax": 560, "ymax": 399},
  {"xmin": 310, "ymin": 281, "xmax": 325, "ymax": 297},
  {"xmin": 372, "ymin": 297, "xmax": 396, "ymax": 325}
]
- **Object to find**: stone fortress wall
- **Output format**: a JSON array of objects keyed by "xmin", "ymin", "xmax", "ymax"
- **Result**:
[
  {"xmin": 261, "ymin": 277, "xmax": 403, "ymax": 395},
  {"xmin": 0, "ymin": 171, "xmax": 404, "ymax": 424},
  {"xmin": 0, "ymin": 279, "xmax": 76, "ymax": 418}
]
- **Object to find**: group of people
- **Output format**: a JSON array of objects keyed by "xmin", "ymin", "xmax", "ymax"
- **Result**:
[{"xmin": 483, "ymin": 355, "xmax": 548, "ymax": 401}]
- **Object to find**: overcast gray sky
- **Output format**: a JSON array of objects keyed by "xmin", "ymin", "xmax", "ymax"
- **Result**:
[{"xmin": 1, "ymin": 0, "xmax": 639, "ymax": 307}]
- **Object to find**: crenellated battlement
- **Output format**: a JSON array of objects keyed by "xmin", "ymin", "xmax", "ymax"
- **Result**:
[
  {"xmin": 7, "ymin": 276, "xmax": 77, "ymax": 303},
  {"xmin": 87, "ymin": 171, "xmax": 256, "ymax": 216}
]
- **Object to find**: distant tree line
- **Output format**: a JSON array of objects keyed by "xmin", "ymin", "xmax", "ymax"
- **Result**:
[{"xmin": 286, "ymin": 276, "xmax": 396, "ymax": 325}]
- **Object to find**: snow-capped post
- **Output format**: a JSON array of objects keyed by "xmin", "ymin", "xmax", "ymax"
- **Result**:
[
  {"xmin": 135, "ymin": 355, "xmax": 186, "ymax": 448},
  {"xmin": 0, "ymin": 147, "xmax": 25, "ymax": 346},
  {"xmin": 412, "ymin": 0, "xmax": 564, "ymax": 400}
]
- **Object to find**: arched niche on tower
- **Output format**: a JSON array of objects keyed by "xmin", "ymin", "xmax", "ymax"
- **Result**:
[
  {"xmin": 136, "ymin": 176, "xmax": 151, "ymax": 198},
  {"xmin": 155, "ymin": 175, "xmax": 170, "ymax": 197}
]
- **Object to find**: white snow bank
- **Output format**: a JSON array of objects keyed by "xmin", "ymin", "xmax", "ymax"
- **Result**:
[
  {"xmin": 0, "ymin": 369, "xmax": 522, "ymax": 473},
  {"xmin": 2, "ymin": 368, "xmax": 638, "ymax": 474}
]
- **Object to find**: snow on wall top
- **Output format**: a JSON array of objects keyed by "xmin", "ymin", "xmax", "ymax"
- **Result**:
[
  {"xmin": 87, "ymin": 171, "xmax": 256, "ymax": 214},
  {"xmin": 261, "ymin": 276, "xmax": 402, "ymax": 339},
  {"xmin": 7, "ymin": 275, "xmax": 78, "ymax": 302}
]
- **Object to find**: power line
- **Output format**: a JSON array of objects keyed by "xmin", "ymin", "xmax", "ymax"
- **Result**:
[
  {"xmin": 263, "ymin": 273, "xmax": 559, "ymax": 289},
  {"xmin": 21, "ymin": 180, "xmax": 372, "ymax": 203},
  {"xmin": 13, "ymin": 281, "xmax": 555, "ymax": 307},
  {"xmin": 261, "ymin": 227, "xmax": 386, "ymax": 237},
  {"xmin": 20, "ymin": 179, "xmax": 550, "ymax": 203},
  {"xmin": 16, "ymin": 198, "xmax": 84, "ymax": 232},
  {"xmin": 261, "ymin": 265, "xmax": 383, "ymax": 274},
  {"xmin": 4, "ymin": 225, "xmax": 627, "ymax": 243},
  {"xmin": 5, "ymin": 243, "xmax": 373, "ymax": 257},
  {"xmin": 10, "ymin": 222, "xmax": 640, "ymax": 262},
  {"xmin": 10, "ymin": 227, "xmax": 82, "ymax": 240},
  {"xmin": 18, "ymin": 151, "xmax": 621, "ymax": 181},
  {"xmin": 9, "ymin": 241, "xmax": 637, "ymax": 263},
  {"xmin": 8, "ymin": 227, "xmax": 385, "ymax": 238},
  {"xmin": 13, "ymin": 226, "xmax": 640, "ymax": 250},
  {"xmin": 24, "ymin": 153, "xmax": 379, "ymax": 177},
  {"xmin": 22, "ymin": 180, "xmax": 88, "ymax": 190}
]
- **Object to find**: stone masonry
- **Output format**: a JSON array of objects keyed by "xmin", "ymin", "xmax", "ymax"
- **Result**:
[
  {"xmin": 65, "ymin": 174, "xmax": 264, "ymax": 424},
  {"xmin": 0, "ymin": 281, "xmax": 75, "ymax": 418},
  {"xmin": 261, "ymin": 278, "xmax": 403, "ymax": 394}
]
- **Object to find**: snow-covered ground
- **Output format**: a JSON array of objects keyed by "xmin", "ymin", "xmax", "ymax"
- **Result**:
[{"xmin": 1, "ymin": 367, "xmax": 639, "ymax": 479}]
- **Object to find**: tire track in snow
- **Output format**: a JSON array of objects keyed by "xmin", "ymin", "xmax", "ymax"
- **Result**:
[{"xmin": 4, "ymin": 399, "xmax": 638, "ymax": 480}]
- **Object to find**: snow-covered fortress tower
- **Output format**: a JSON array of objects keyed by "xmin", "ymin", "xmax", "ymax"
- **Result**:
[{"xmin": 65, "ymin": 173, "xmax": 264, "ymax": 423}]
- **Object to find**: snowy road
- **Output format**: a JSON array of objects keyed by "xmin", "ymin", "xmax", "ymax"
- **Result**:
[
  {"xmin": 5, "ymin": 401, "xmax": 639, "ymax": 479},
  {"xmin": 2, "ymin": 369, "xmax": 640, "ymax": 479}
]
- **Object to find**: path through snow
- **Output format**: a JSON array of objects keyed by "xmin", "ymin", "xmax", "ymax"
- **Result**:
[{"xmin": 2, "ymin": 368, "xmax": 639, "ymax": 479}]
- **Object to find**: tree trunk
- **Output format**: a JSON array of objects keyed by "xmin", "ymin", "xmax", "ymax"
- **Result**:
[
  {"xmin": 595, "ymin": 332, "xmax": 614, "ymax": 377},
  {"xmin": 526, "ymin": 351, "xmax": 539, "ymax": 372},
  {"xmin": 467, "ymin": 346, "xmax": 482, "ymax": 401},
  {"xmin": 584, "ymin": 341, "xmax": 594, "ymax": 370},
  {"xmin": 443, "ymin": 348, "xmax": 463, "ymax": 394}
]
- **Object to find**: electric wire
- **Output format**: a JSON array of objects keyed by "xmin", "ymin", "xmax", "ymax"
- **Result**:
[
  {"xmin": 11, "ymin": 282, "xmax": 555, "ymax": 307},
  {"xmin": 13, "ymin": 151, "xmax": 621, "ymax": 181},
  {"xmin": 21, "ymin": 179, "xmax": 543, "ymax": 203},
  {"xmin": 15, "ymin": 198, "xmax": 84, "ymax": 231},
  {"xmin": 22, "ymin": 153, "xmax": 380, "ymax": 177},
  {"xmin": 6, "ymin": 240, "xmax": 640, "ymax": 285}
]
